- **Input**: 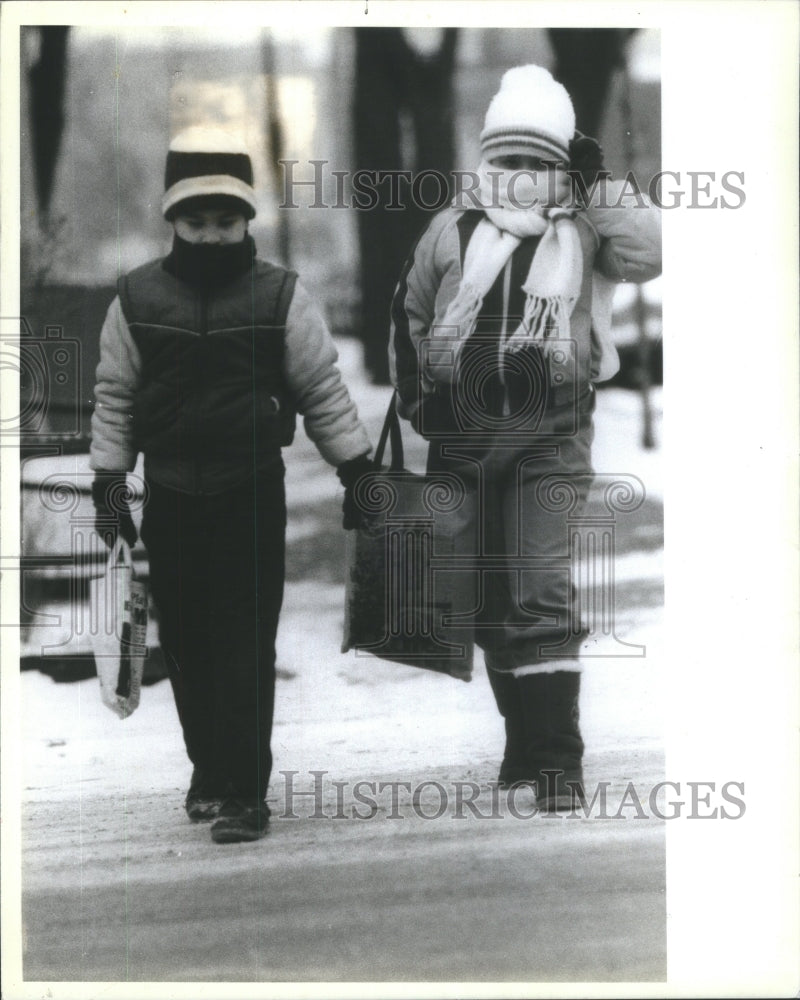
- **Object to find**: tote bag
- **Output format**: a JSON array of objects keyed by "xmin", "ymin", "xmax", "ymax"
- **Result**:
[
  {"xmin": 89, "ymin": 538, "xmax": 147, "ymax": 718},
  {"xmin": 342, "ymin": 394, "xmax": 475, "ymax": 681}
]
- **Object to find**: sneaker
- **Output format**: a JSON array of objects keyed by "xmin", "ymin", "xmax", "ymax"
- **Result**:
[
  {"xmin": 185, "ymin": 796, "xmax": 223, "ymax": 822},
  {"xmin": 210, "ymin": 798, "xmax": 270, "ymax": 844}
]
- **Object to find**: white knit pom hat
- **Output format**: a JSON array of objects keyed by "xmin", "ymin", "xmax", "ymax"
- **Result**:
[
  {"xmin": 480, "ymin": 65, "xmax": 575, "ymax": 164},
  {"xmin": 162, "ymin": 126, "xmax": 257, "ymax": 220}
]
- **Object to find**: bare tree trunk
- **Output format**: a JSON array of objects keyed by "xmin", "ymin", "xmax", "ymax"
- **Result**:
[
  {"xmin": 262, "ymin": 30, "xmax": 291, "ymax": 268},
  {"xmin": 29, "ymin": 26, "xmax": 70, "ymax": 218},
  {"xmin": 353, "ymin": 28, "xmax": 457, "ymax": 384},
  {"xmin": 548, "ymin": 28, "xmax": 635, "ymax": 138}
]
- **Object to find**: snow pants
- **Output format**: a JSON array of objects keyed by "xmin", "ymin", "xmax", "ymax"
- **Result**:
[
  {"xmin": 140, "ymin": 469, "xmax": 286, "ymax": 802},
  {"xmin": 425, "ymin": 388, "xmax": 595, "ymax": 674}
]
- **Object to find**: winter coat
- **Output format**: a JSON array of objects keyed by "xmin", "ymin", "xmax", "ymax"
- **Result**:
[
  {"xmin": 389, "ymin": 178, "xmax": 662, "ymax": 434},
  {"xmin": 90, "ymin": 257, "xmax": 371, "ymax": 494}
]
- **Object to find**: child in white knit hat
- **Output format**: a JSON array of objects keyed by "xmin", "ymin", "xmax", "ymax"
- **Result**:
[
  {"xmin": 389, "ymin": 65, "xmax": 661, "ymax": 810},
  {"xmin": 90, "ymin": 126, "xmax": 373, "ymax": 843}
]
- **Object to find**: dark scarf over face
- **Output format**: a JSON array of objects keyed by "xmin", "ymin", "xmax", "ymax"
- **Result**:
[{"xmin": 163, "ymin": 233, "xmax": 256, "ymax": 288}]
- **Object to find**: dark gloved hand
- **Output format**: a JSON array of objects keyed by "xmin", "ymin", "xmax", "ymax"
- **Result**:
[
  {"xmin": 568, "ymin": 131, "xmax": 608, "ymax": 191},
  {"xmin": 336, "ymin": 454, "xmax": 374, "ymax": 530},
  {"xmin": 91, "ymin": 471, "xmax": 138, "ymax": 549}
]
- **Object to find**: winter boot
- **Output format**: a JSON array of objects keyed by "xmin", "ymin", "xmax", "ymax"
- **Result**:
[
  {"xmin": 486, "ymin": 667, "xmax": 530, "ymax": 787},
  {"xmin": 516, "ymin": 670, "xmax": 585, "ymax": 812}
]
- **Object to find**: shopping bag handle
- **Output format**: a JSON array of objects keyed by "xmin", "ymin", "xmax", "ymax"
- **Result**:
[{"xmin": 374, "ymin": 392, "xmax": 405, "ymax": 473}]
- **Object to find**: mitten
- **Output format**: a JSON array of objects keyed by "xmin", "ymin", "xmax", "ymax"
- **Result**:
[
  {"xmin": 91, "ymin": 471, "xmax": 138, "ymax": 549},
  {"xmin": 568, "ymin": 131, "xmax": 608, "ymax": 191},
  {"xmin": 336, "ymin": 454, "xmax": 374, "ymax": 530}
]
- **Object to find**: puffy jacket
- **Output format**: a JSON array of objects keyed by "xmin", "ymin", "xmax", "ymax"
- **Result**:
[
  {"xmin": 91, "ymin": 256, "xmax": 371, "ymax": 494},
  {"xmin": 389, "ymin": 179, "xmax": 662, "ymax": 433}
]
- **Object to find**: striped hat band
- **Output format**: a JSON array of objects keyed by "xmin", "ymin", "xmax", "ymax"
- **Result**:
[{"xmin": 480, "ymin": 127, "xmax": 570, "ymax": 163}]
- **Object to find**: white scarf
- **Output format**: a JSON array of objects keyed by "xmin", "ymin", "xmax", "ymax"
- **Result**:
[{"xmin": 432, "ymin": 161, "xmax": 618, "ymax": 382}]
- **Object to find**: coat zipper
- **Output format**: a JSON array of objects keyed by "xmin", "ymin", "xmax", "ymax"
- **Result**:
[
  {"xmin": 499, "ymin": 259, "xmax": 512, "ymax": 418},
  {"xmin": 195, "ymin": 290, "xmax": 209, "ymax": 495}
]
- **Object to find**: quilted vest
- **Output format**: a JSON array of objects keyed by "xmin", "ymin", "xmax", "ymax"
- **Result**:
[{"xmin": 118, "ymin": 258, "xmax": 298, "ymax": 493}]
